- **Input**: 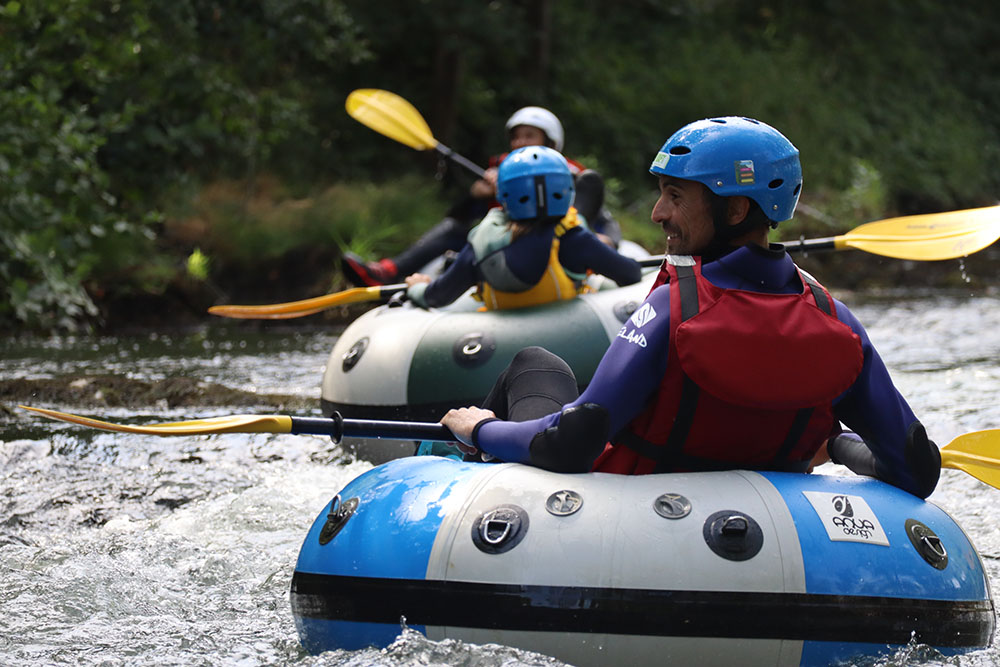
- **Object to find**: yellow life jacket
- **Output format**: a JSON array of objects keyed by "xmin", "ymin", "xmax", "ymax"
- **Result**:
[{"xmin": 478, "ymin": 208, "xmax": 584, "ymax": 311}]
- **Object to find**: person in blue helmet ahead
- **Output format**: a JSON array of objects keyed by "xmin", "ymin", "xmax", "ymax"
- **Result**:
[
  {"xmin": 341, "ymin": 106, "xmax": 623, "ymax": 287},
  {"xmin": 439, "ymin": 116, "xmax": 942, "ymax": 499},
  {"xmin": 403, "ymin": 145, "xmax": 641, "ymax": 310}
]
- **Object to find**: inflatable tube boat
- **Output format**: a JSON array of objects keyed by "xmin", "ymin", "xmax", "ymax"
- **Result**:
[{"xmin": 290, "ymin": 457, "xmax": 994, "ymax": 666}]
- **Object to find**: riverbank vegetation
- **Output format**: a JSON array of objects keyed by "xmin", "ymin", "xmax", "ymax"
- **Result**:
[{"xmin": 3, "ymin": 0, "xmax": 998, "ymax": 332}]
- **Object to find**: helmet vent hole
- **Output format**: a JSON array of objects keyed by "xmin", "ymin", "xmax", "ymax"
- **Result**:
[
  {"xmin": 669, "ymin": 146, "xmax": 691, "ymax": 156},
  {"xmin": 710, "ymin": 119, "xmax": 727, "ymax": 124},
  {"xmin": 519, "ymin": 196, "xmax": 530, "ymax": 204},
  {"xmin": 768, "ymin": 178, "xmax": 784, "ymax": 189},
  {"xmin": 793, "ymin": 183, "xmax": 801, "ymax": 196},
  {"xmin": 553, "ymin": 192, "xmax": 563, "ymax": 199}
]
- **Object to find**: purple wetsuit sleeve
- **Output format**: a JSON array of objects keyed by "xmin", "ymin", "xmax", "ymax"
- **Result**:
[
  {"xmin": 475, "ymin": 284, "xmax": 673, "ymax": 462},
  {"xmin": 831, "ymin": 299, "xmax": 925, "ymax": 495}
]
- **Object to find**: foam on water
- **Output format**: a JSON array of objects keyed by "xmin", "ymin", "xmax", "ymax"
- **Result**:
[{"xmin": 2, "ymin": 299, "xmax": 999, "ymax": 666}]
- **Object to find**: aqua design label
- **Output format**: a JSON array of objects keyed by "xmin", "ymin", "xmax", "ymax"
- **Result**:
[{"xmin": 802, "ymin": 491, "xmax": 890, "ymax": 546}]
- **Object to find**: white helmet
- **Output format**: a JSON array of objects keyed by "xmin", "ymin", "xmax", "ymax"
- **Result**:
[{"xmin": 505, "ymin": 106, "xmax": 564, "ymax": 152}]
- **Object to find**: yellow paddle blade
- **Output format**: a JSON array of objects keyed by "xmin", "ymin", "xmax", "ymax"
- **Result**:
[
  {"xmin": 940, "ymin": 428, "xmax": 1000, "ymax": 489},
  {"xmin": 20, "ymin": 405, "xmax": 293, "ymax": 436},
  {"xmin": 836, "ymin": 205, "xmax": 1000, "ymax": 260},
  {"xmin": 346, "ymin": 89, "xmax": 437, "ymax": 151},
  {"xmin": 207, "ymin": 306, "xmax": 331, "ymax": 320},
  {"xmin": 208, "ymin": 285, "xmax": 391, "ymax": 319}
]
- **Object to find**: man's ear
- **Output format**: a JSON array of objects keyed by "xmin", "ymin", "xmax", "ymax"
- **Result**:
[{"xmin": 726, "ymin": 196, "xmax": 751, "ymax": 226}]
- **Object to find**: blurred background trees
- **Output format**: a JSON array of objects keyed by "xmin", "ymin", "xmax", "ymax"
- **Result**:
[{"xmin": 3, "ymin": 0, "xmax": 998, "ymax": 331}]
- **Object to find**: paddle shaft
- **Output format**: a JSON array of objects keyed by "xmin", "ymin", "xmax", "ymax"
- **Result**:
[
  {"xmin": 779, "ymin": 237, "xmax": 839, "ymax": 253},
  {"xmin": 18, "ymin": 405, "xmax": 1000, "ymax": 489},
  {"xmin": 436, "ymin": 144, "xmax": 487, "ymax": 179},
  {"xmin": 636, "ymin": 239, "xmax": 840, "ymax": 268},
  {"xmin": 292, "ymin": 414, "xmax": 456, "ymax": 443}
]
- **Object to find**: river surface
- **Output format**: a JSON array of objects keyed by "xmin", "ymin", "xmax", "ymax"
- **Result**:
[{"xmin": 2, "ymin": 291, "xmax": 999, "ymax": 667}]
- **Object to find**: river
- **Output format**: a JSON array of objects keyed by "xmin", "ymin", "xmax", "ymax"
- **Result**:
[{"xmin": 2, "ymin": 290, "xmax": 999, "ymax": 667}]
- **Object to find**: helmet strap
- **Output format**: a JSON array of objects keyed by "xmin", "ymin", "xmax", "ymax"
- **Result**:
[
  {"xmin": 533, "ymin": 175, "xmax": 548, "ymax": 220},
  {"xmin": 704, "ymin": 195, "xmax": 767, "ymax": 261},
  {"xmin": 701, "ymin": 195, "xmax": 741, "ymax": 261}
]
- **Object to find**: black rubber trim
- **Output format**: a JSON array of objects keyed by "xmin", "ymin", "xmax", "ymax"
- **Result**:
[{"xmin": 290, "ymin": 572, "xmax": 995, "ymax": 647}]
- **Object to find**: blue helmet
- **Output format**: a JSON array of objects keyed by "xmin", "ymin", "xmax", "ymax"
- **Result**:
[
  {"xmin": 497, "ymin": 146, "xmax": 575, "ymax": 221},
  {"xmin": 649, "ymin": 117, "xmax": 802, "ymax": 223}
]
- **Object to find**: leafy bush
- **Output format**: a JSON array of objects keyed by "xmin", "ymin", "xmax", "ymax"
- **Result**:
[
  {"xmin": 3, "ymin": 0, "xmax": 1000, "ymax": 332},
  {"xmin": 0, "ymin": 0, "xmax": 367, "ymax": 331},
  {"xmin": 172, "ymin": 175, "xmax": 446, "ymax": 261}
]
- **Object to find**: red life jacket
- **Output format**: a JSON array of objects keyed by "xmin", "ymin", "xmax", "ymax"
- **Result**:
[{"xmin": 593, "ymin": 255, "xmax": 864, "ymax": 475}]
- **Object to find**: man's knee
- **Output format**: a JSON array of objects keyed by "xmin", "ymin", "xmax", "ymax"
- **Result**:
[{"xmin": 509, "ymin": 346, "xmax": 571, "ymax": 374}]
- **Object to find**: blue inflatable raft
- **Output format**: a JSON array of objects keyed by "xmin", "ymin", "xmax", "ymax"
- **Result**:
[{"xmin": 290, "ymin": 457, "xmax": 995, "ymax": 666}]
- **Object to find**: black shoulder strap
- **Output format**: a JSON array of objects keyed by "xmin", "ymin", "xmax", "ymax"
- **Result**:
[
  {"xmin": 657, "ymin": 263, "xmax": 701, "ymax": 469},
  {"xmin": 772, "ymin": 407, "xmax": 815, "ymax": 466},
  {"xmin": 799, "ymin": 270, "xmax": 832, "ymax": 316},
  {"xmin": 675, "ymin": 263, "xmax": 700, "ymax": 321},
  {"xmin": 613, "ymin": 262, "xmax": 701, "ymax": 472}
]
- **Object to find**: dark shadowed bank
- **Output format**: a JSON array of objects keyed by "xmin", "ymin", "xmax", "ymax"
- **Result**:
[
  {"xmin": 0, "ymin": 376, "xmax": 313, "ymax": 413},
  {"xmin": 91, "ymin": 239, "xmax": 1000, "ymax": 333}
]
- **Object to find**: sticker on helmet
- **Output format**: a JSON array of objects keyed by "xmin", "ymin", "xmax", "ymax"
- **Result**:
[
  {"xmin": 735, "ymin": 160, "xmax": 755, "ymax": 185},
  {"xmin": 651, "ymin": 151, "xmax": 670, "ymax": 169}
]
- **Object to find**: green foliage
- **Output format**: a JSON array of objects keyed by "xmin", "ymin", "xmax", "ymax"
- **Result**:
[
  {"xmin": 172, "ymin": 174, "xmax": 447, "ymax": 272},
  {"xmin": 1, "ymin": 1, "xmax": 146, "ymax": 329},
  {"xmin": 0, "ymin": 0, "xmax": 367, "ymax": 331},
  {"xmin": 3, "ymin": 0, "xmax": 1000, "ymax": 331}
]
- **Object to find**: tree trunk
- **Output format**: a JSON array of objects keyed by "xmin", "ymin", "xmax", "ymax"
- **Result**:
[
  {"xmin": 431, "ymin": 40, "xmax": 463, "ymax": 148},
  {"xmin": 526, "ymin": 0, "xmax": 552, "ymax": 101}
]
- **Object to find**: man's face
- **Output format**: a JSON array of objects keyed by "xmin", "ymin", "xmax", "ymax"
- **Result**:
[
  {"xmin": 651, "ymin": 176, "xmax": 715, "ymax": 255},
  {"xmin": 509, "ymin": 125, "xmax": 548, "ymax": 150}
]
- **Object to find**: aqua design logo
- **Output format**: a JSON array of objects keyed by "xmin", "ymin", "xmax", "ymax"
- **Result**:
[
  {"xmin": 652, "ymin": 151, "xmax": 670, "ymax": 169},
  {"xmin": 735, "ymin": 160, "xmax": 755, "ymax": 185},
  {"xmin": 630, "ymin": 303, "xmax": 657, "ymax": 328},
  {"xmin": 832, "ymin": 494, "xmax": 853, "ymax": 517},
  {"xmin": 803, "ymin": 491, "xmax": 890, "ymax": 546}
]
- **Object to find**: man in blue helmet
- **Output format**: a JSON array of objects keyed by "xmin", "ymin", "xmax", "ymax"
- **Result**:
[
  {"xmin": 403, "ymin": 145, "xmax": 641, "ymax": 310},
  {"xmin": 440, "ymin": 117, "xmax": 942, "ymax": 499}
]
